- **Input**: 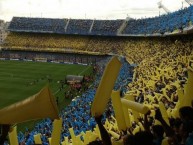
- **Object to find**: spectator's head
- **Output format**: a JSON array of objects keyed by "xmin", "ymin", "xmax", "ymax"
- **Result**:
[
  {"xmin": 123, "ymin": 134, "xmax": 135, "ymax": 145},
  {"xmin": 179, "ymin": 120, "xmax": 193, "ymax": 139},
  {"xmin": 134, "ymin": 131, "xmax": 154, "ymax": 145},
  {"xmin": 179, "ymin": 106, "xmax": 193, "ymax": 121},
  {"xmin": 170, "ymin": 118, "xmax": 182, "ymax": 134},
  {"xmin": 152, "ymin": 125, "xmax": 164, "ymax": 138}
]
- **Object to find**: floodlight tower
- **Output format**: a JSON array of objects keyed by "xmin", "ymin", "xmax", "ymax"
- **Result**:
[
  {"xmin": 184, "ymin": 0, "xmax": 193, "ymax": 6},
  {"xmin": 157, "ymin": 1, "xmax": 170, "ymax": 14}
]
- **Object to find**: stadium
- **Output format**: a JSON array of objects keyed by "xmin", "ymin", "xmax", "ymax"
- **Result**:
[{"xmin": 0, "ymin": 0, "xmax": 193, "ymax": 145}]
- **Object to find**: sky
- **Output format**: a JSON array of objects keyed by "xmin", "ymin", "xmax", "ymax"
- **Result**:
[{"xmin": 0, "ymin": 0, "xmax": 190, "ymax": 21}]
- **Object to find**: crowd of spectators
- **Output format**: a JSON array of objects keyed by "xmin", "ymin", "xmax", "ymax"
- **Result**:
[
  {"xmin": 3, "ymin": 32, "xmax": 89, "ymax": 52},
  {"xmin": 11, "ymin": 56, "xmax": 133, "ymax": 145},
  {"xmin": 116, "ymin": 36, "xmax": 193, "ymax": 111},
  {"xmin": 91, "ymin": 20, "xmax": 123, "ymax": 35},
  {"xmin": 8, "ymin": 17, "xmax": 123, "ymax": 36},
  {"xmin": 86, "ymin": 37, "xmax": 126, "ymax": 54},
  {"xmin": 114, "ymin": 36, "xmax": 192, "ymax": 145},
  {"xmin": 8, "ymin": 5, "xmax": 193, "ymax": 36},
  {"xmin": 1, "ymin": 34, "xmax": 193, "ymax": 144},
  {"xmin": 3, "ymin": 33, "xmax": 127, "ymax": 54},
  {"xmin": 92, "ymin": 105, "xmax": 193, "ymax": 145},
  {"xmin": 87, "ymin": 35, "xmax": 193, "ymax": 145},
  {"xmin": 2, "ymin": 6, "xmax": 193, "ymax": 145},
  {"xmin": 9, "ymin": 17, "xmax": 67, "ymax": 33},
  {"xmin": 12, "ymin": 33, "xmax": 193, "ymax": 144},
  {"xmin": 66, "ymin": 19, "xmax": 93, "ymax": 35},
  {"xmin": 123, "ymin": 6, "xmax": 193, "ymax": 35}
]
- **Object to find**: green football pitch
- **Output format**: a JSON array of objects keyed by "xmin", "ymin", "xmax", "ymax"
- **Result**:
[
  {"xmin": 0, "ymin": 60, "xmax": 93, "ymax": 109},
  {"xmin": 0, "ymin": 60, "xmax": 93, "ymax": 131}
]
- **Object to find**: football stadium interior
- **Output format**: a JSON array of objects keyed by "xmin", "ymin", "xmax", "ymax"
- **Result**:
[{"xmin": 0, "ymin": 2, "xmax": 193, "ymax": 145}]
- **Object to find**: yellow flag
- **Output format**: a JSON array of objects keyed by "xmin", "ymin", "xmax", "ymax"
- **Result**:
[
  {"xmin": 108, "ymin": 130, "xmax": 120, "ymax": 139},
  {"xmin": 124, "ymin": 94, "xmax": 135, "ymax": 101},
  {"xmin": 91, "ymin": 56, "xmax": 122, "ymax": 117},
  {"xmin": 50, "ymin": 118, "xmax": 62, "ymax": 145},
  {"xmin": 122, "ymin": 106, "xmax": 130, "ymax": 128},
  {"xmin": 111, "ymin": 90, "xmax": 127, "ymax": 131},
  {"xmin": 8, "ymin": 126, "xmax": 19, "ymax": 145},
  {"xmin": 0, "ymin": 86, "xmax": 59, "ymax": 124},
  {"xmin": 159, "ymin": 102, "xmax": 170, "ymax": 125},
  {"xmin": 121, "ymin": 99, "xmax": 149, "ymax": 114},
  {"xmin": 34, "ymin": 133, "xmax": 42, "ymax": 144},
  {"xmin": 182, "ymin": 70, "xmax": 193, "ymax": 106},
  {"xmin": 69, "ymin": 127, "xmax": 76, "ymax": 142}
]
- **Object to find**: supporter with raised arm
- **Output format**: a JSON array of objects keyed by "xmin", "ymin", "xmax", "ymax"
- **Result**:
[
  {"xmin": 0, "ymin": 125, "xmax": 10, "ymax": 145},
  {"xmin": 179, "ymin": 106, "xmax": 193, "ymax": 145},
  {"xmin": 155, "ymin": 108, "xmax": 175, "ymax": 137},
  {"xmin": 94, "ymin": 115, "xmax": 112, "ymax": 145}
]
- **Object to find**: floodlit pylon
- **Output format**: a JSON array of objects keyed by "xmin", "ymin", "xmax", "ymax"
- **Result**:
[{"xmin": 157, "ymin": 1, "xmax": 170, "ymax": 14}]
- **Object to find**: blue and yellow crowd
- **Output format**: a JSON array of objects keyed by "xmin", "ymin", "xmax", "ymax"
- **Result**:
[
  {"xmin": 7, "ymin": 5, "xmax": 193, "ymax": 36},
  {"xmin": 1, "ymin": 4, "xmax": 193, "ymax": 145}
]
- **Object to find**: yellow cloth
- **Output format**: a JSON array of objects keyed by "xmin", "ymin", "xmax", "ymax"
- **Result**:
[
  {"xmin": 9, "ymin": 126, "xmax": 19, "ymax": 145},
  {"xmin": 121, "ymin": 99, "xmax": 149, "ymax": 114},
  {"xmin": 159, "ymin": 102, "xmax": 170, "ymax": 125},
  {"xmin": 91, "ymin": 56, "xmax": 121, "ymax": 117},
  {"xmin": 50, "ymin": 118, "xmax": 62, "ymax": 145},
  {"xmin": 182, "ymin": 69, "xmax": 193, "ymax": 106},
  {"xmin": 34, "ymin": 133, "xmax": 42, "ymax": 144},
  {"xmin": 111, "ymin": 90, "xmax": 127, "ymax": 131},
  {"xmin": 0, "ymin": 86, "xmax": 59, "ymax": 124}
]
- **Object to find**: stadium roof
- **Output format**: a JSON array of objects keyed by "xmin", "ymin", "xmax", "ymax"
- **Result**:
[{"xmin": 0, "ymin": 0, "xmax": 190, "ymax": 21}]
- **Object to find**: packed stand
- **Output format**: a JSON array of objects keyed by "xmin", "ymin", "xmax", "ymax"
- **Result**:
[
  {"xmin": 87, "ymin": 36, "xmax": 193, "ymax": 145},
  {"xmin": 85, "ymin": 37, "xmax": 126, "ymax": 54},
  {"xmin": 3, "ymin": 33, "xmax": 127, "ymax": 54},
  {"xmin": 124, "ymin": 36, "xmax": 192, "ymax": 108},
  {"xmin": 4, "ymin": 32, "xmax": 89, "ymax": 52},
  {"xmin": 8, "ymin": 17, "xmax": 67, "ymax": 33},
  {"xmin": 123, "ymin": 6, "xmax": 193, "ymax": 35},
  {"xmin": 66, "ymin": 19, "xmax": 93, "ymax": 35},
  {"xmin": 6, "ymin": 5, "xmax": 193, "ymax": 37},
  {"xmin": 91, "ymin": 20, "xmax": 123, "ymax": 35},
  {"xmin": 2, "ymin": 35, "xmax": 193, "ymax": 145},
  {"xmin": 3, "ymin": 16, "xmax": 193, "ymax": 145},
  {"xmin": 118, "ymin": 36, "xmax": 193, "ymax": 145},
  {"xmin": 8, "ymin": 17, "xmax": 124, "ymax": 36}
]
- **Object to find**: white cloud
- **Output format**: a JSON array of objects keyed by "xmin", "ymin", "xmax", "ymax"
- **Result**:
[{"xmin": 0, "ymin": 0, "xmax": 191, "ymax": 21}]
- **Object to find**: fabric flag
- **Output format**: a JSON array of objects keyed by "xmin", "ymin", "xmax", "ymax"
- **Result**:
[
  {"xmin": 8, "ymin": 126, "xmax": 19, "ymax": 145},
  {"xmin": 182, "ymin": 69, "xmax": 193, "ymax": 106},
  {"xmin": 91, "ymin": 56, "xmax": 121, "ymax": 117},
  {"xmin": 34, "ymin": 133, "xmax": 42, "ymax": 144},
  {"xmin": 0, "ymin": 86, "xmax": 59, "ymax": 125},
  {"xmin": 50, "ymin": 118, "xmax": 62, "ymax": 145},
  {"xmin": 111, "ymin": 90, "xmax": 127, "ymax": 131}
]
